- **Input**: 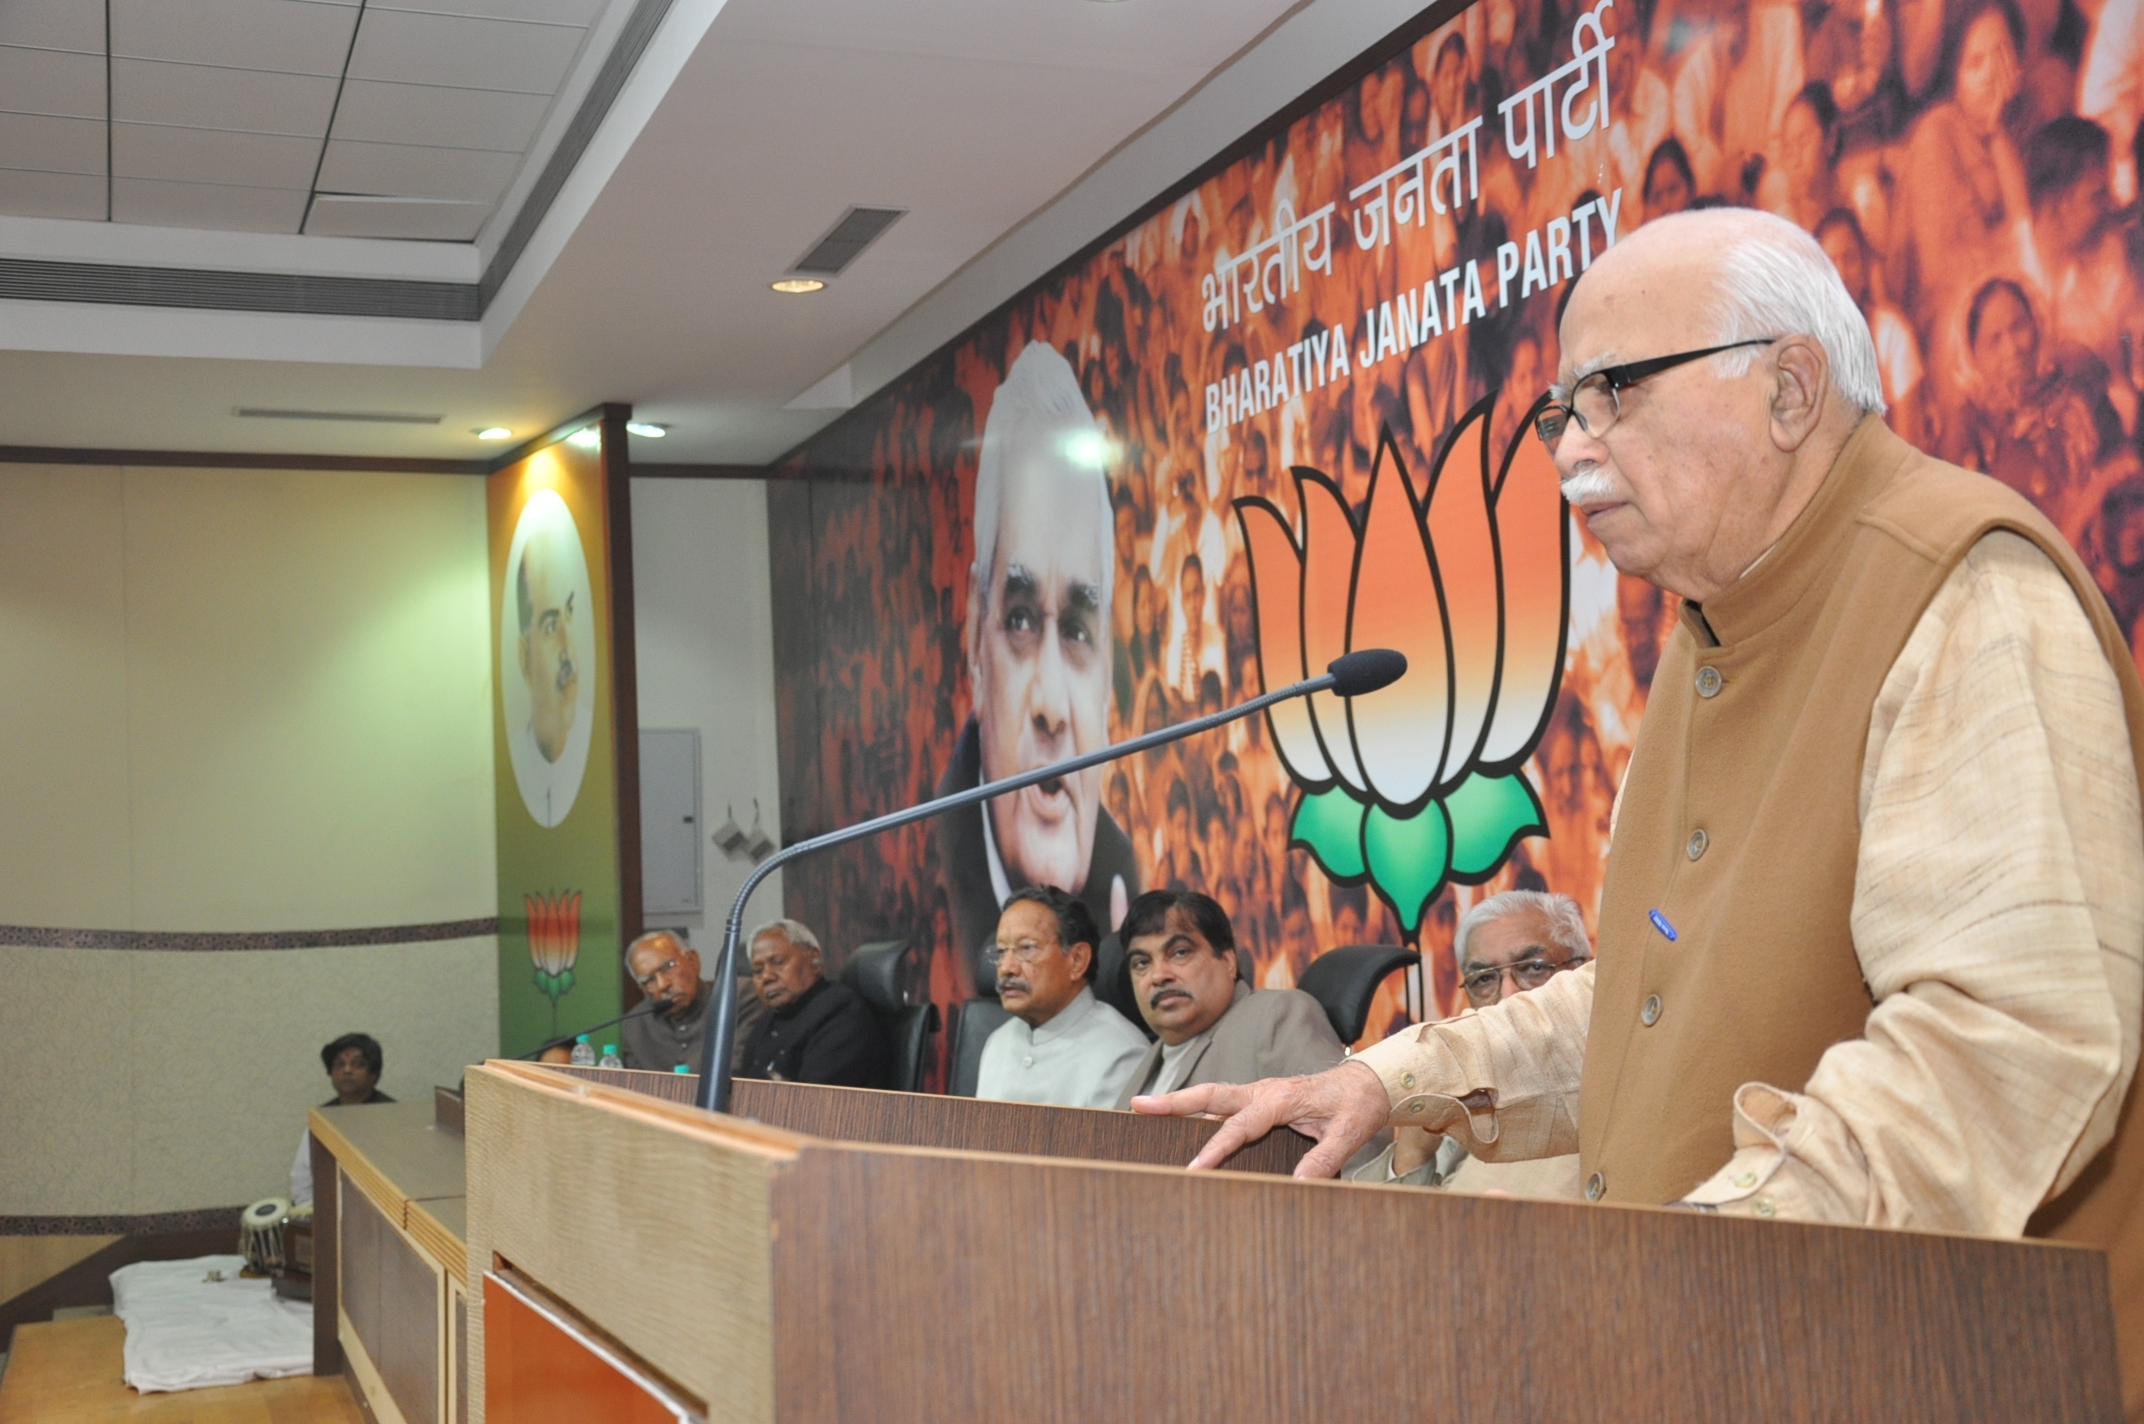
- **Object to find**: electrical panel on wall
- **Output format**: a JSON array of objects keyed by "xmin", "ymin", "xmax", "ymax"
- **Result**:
[{"xmin": 639, "ymin": 728, "xmax": 702, "ymax": 918}]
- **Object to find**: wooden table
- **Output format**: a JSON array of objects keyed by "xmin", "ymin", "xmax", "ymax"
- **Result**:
[
  {"xmin": 466, "ymin": 1060, "xmax": 2126, "ymax": 1424},
  {"xmin": 307, "ymin": 1099, "xmax": 471, "ymax": 1424}
]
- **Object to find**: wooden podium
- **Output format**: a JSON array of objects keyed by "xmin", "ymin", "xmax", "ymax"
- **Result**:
[{"xmin": 461, "ymin": 1060, "xmax": 2124, "ymax": 1423}]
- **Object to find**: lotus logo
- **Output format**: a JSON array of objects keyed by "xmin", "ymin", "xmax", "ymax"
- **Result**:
[
  {"xmin": 1233, "ymin": 396, "xmax": 1569, "ymax": 933},
  {"xmin": 525, "ymin": 890, "xmax": 583, "ymax": 1015}
]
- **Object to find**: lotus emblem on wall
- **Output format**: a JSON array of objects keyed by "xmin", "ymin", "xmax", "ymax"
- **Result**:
[
  {"xmin": 525, "ymin": 889, "xmax": 583, "ymax": 1021},
  {"xmin": 1234, "ymin": 396, "xmax": 1569, "ymax": 934}
]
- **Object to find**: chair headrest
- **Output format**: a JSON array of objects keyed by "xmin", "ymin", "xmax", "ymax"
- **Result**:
[
  {"xmin": 841, "ymin": 939, "xmax": 910, "ymax": 1016},
  {"xmin": 1296, "ymin": 944, "xmax": 1421, "ymax": 1044}
]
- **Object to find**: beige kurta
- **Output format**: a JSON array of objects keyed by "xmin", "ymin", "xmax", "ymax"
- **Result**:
[{"xmin": 1353, "ymin": 531, "xmax": 2142, "ymax": 1229}]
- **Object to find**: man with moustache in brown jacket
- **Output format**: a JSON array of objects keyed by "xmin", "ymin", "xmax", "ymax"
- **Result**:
[{"xmin": 1137, "ymin": 208, "xmax": 2144, "ymax": 1418}]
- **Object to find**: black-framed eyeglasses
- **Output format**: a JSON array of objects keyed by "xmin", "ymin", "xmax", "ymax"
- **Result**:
[
  {"xmin": 1461, "ymin": 955, "xmax": 1587, "ymax": 1005},
  {"xmin": 1535, "ymin": 338, "xmax": 1781, "ymax": 448}
]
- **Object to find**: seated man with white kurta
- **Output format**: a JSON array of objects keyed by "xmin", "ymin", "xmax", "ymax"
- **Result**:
[
  {"xmin": 1351, "ymin": 890, "xmax": 1587, "ymax": 1199},
  {"xmin": 975, "ymin": 885, "xmax": 1149, "ymax": 1109}
]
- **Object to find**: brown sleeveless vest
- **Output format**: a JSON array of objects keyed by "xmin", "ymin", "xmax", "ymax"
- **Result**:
[{"xmin": 1580, "ymin": 417, "xmax": 2144, "ymax": 1415}]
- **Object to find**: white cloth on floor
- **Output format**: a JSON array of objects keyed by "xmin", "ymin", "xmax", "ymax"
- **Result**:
[{"xmin": 110, "ymin": 1255, "xmax": 312, "ymax": 1393}]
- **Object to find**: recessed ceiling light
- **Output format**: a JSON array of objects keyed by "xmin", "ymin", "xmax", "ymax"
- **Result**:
[
  {"xmin": 625, "ymin": 421, "xmax": 668, "ymax": 438},
  {"xmin": 566, "ymin": 427, "xmax": 602, "ymax": 450},
  {"xmin": 771, "ymin": 277, "xmax": 827, "ymax": 294},
  {"xmin": 475, "ymin": 426, "xmax": 512, "ymax": 440}
]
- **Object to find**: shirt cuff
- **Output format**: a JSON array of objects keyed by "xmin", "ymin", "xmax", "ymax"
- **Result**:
[
  {"xmin": 1677, "ymin": 1082, "xmax": 1859, "ymax": 1222},
  {"xmin": 1350, "ymin": 1028, "xmax": 1498, "ymax": 1144}
]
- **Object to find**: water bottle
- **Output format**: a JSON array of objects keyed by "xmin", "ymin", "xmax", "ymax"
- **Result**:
[
  {"xmin": 569, "ymin": 1034, "xmax": 595, "ymax": 1067},
  {"xmin": 598, "ymin": 1044, "xmax": 623, "ymax": 1069}
]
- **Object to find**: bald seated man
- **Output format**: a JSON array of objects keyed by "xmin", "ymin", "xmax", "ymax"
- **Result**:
[
  {"xmin": 1138, "ymin": 209, "xmax": 2144, "ymax": 1415},
  {"xmin": 619, "ymin": 930, "xmax": 768, "ymax": 1075}
]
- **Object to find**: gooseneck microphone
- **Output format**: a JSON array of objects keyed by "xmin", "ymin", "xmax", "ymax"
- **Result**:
[
  {"xmin": 515, "ymin": 996, "xmax": 665, "ymax": 1061},
  {"xmin": 693, "ymin": 648, "xmax": 1408, "ymax": 1112}
]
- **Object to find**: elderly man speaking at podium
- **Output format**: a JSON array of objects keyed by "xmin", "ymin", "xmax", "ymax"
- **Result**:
[{"xmin": 1138, "ymin": 208, "xmax": 2144, "ymax": 1416}]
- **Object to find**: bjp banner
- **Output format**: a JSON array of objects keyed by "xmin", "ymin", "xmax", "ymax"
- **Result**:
[
  {"xmin": 489, "ymin": 417, "xmax": 639, "ymax": 1056},
  {"xmin": 773, "ymin": 0, "xmax": 2144, "ymax": 1055}
]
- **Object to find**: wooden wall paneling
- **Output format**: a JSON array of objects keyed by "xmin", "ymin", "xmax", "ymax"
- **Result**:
[
  {"xmin": 0, "ymin": 1236, "xmax": 118, "ymax": 1305},
  {"xmin": 543, "ymin": 1065, "xmax": 1313, "ymax": 1174},
  {"xmin": 464, "ymin": 1062, "xmax": 805, "ymax": 1424},
  {"xmin": 339, "ymin": 1172, "xmax": 388, "ymax": 1387},
  {"xmin": 309, "ymin": 1103, "xmax": 465, "ymax": 1229},
  {"xmin": 339, "ymin": 1169, "xmax": 450, "ymax": 1424},
  {"xmin": 377, "ymin": 1213, "xmax": 443, "ymax": 1424},
  {"xmin": 313, "ymin": 1133, "xmax": 342, "ymax": 1375},
  {"xmin": 763, "ymin": 478, "xmax": 821, "ymax": 853},
  {"xmin": 767, "ymin": 1142, "xmax": 2123, "ymax": 1424},
  {"xmin": 406, "ymin": 1198, "xmax": 467, "ymax": 1288},
  {"xmin": 0, "ymin": 1229, "xmax": 233, "ymax": 1354},
  {"xmin": 600, "ymin": 403, "xmax": 645, "ymax": 969},
  {"xmin": 451, "ymin": 1279, "xmax": 469, "ymax": 1424}
]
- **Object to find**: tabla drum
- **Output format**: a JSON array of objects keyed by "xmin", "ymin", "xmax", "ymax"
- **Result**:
[{"xmin": 240, "ymin": 1196, "xmax": 291, "ymax": 1273}]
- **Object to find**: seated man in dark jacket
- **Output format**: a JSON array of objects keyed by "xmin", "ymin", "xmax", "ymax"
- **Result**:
[{"xmin": 736, "ymin": 918, "xmax": 891, "ymax": 1088}]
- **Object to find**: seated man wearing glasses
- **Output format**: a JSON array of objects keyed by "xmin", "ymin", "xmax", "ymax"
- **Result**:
[
  {"xmin": 976, "ymin": 886, "xmax": 1149, "ymax": 1108},
  {"xmin": 1351, "ymin": 891, "xmax": 1588, "ymax": 1199},
  {"xmin": 619, "ymin": 930, "xmax": 767, "ymax": 1075},
  {"xmin": 1111, "ymin": 889, "xmax": 1345, "ymax": 1109}
]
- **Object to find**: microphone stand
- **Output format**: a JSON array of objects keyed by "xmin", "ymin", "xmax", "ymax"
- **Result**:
[
  {"xmin": 516, "ymin": 998, "xmax": 664, "ymax": 1061},
  {"xmin": 694, "ymin": 651, "xmax": 1405, "ymax": 1113}
]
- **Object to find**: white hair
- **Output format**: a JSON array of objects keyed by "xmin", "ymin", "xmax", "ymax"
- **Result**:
[
  {"xmin": 747, "ymin": 918, "xmax": 822, "ymax": 959},
  {"xmin": 621, "ymin": 928, "xmax": 691, "ymax": 971},
  {"xmin": 1651, "ymin": 208, "xmax": 1886, "ymax": 416},
  {"xmin": 970, "ymin": 341, "xmax": 1114, "ymax": 613},
  {"xmin": 1454, "ymin": 891, "xmax": 1591, "ymax": 966}
]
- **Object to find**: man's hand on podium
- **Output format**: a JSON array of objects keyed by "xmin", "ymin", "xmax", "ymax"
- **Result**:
[{"xmin": 1133, "ymin": 1060, "xmax": 1392, "ymax": 1178}]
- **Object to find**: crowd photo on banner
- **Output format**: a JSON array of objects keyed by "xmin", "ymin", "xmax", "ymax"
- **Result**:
[{"xmin": 772, "ymin": 0, "xmax": 2144, "ymax": 1076}]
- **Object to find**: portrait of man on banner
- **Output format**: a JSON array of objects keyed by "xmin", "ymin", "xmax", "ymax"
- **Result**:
[
  {"xmin": 935, "ymin": 342, "xmax": 1140, "ymax": 988},
  {"xmin": 501, "ymin": 487, "xmax": 598, "ymax": 829}
]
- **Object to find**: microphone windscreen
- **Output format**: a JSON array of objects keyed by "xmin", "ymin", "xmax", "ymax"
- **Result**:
[{"xmin": 1327, "ymin": 648, "xmax": 1408, "ymax": 697}]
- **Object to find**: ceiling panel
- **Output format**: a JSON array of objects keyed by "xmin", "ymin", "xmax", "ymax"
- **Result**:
[
  {"xmin": 346, "ymin": 10, "xmax": 585, "ymax": 94},
  {"xmin": 110, "ymin": 176, "xmax": 308, "ymax": 233},
  {"xmin": 305, "ymin": 193, "xmax": 491, "ymax": 240},
  {"xmin": 0, "ymin": 112, "xmax": 106, "ymax": 175},
  {"xmin": 371, "ymin": 0, "xmax": 609, "ymax": 24},
  {"xmin": 112, "ymin": 59, "xmax": 340, "ymax": 136},
  {"xmin": 112, "ymin": 124, "xmax": 322, "ymax": 189},
  {"xmin": 0, "ymin": 45, "xmax": 106, "ymax": 118},
  {"xmin": 317, "ymin": 140, "xmax": 520, "ymax": 203},
  {"xmin": 0, "ymin": 0, "xmax": 104, "ymax": 54},
  {"xmin": 0, "ymin": 166, "xmax": 105, "ymax": 220},
  {"xmin": 328, "ymin": 79, "xmax": 550, "ymax": 151},
  {"xmin": 110, "ymin": 0, "xmax": 358, "ymax": 75}
]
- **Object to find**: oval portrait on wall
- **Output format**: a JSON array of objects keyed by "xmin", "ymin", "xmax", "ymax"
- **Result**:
[{"xmin": 501, "ymin": 488, "xmax": 597, "ymax": 828}]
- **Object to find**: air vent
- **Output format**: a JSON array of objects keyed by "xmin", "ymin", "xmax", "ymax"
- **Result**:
[
  {"xmin": 790, "ymin": 207, "xmax": 906, "ymax": 277},
  {"xmin": 235, "ymin": 408, "xmax": 443, "ymax": 424}
]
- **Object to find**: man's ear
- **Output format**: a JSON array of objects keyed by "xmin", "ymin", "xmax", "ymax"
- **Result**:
[
  {"xmin": 1067, "ymin": 939, "xmax": 1095, "ymax": 981},
  {"xmin": 1768, "ymin": 336, "xmax": 1828, "ymax": 451}
]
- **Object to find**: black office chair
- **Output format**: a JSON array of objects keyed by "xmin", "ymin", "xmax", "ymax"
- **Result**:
[
  {"xmin": 840, "ymin": 939, "xmax": 939, "ymax": 1094},
  {"xmin": 948, "ymin": 998, "xmax": 1012, "ymax": 1096},
  {"xmin": 1091, "ymin": 933, "xmax": 1150, "ymax": 1039},
  {"xmin": 1297, "ymin": 945, "xmax": 1420, "ymax": 1044}
]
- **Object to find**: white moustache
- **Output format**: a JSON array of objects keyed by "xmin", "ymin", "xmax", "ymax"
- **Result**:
[{"xmin": 1560, "ymin": 465, "xmax": 1619, "ymax": 506}]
